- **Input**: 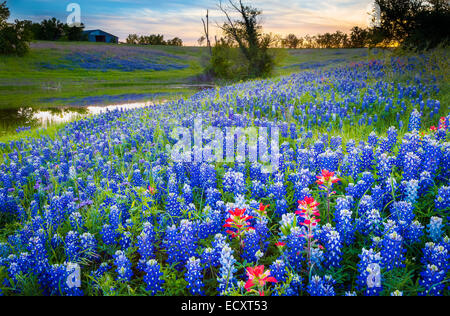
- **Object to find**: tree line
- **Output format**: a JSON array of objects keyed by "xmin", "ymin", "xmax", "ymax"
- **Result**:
[
  {"xmin": 126, "ymin": 34, "xmax": 183, "ymax": 46},
  {"xmin": 204, "ymin": 0, "xmax": 449, "ymax": 80},
  {"xmin": 274, "ymin": 27, "xmax": 379, "ymax": 49}
]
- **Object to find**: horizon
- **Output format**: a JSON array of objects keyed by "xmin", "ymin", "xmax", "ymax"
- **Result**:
[{"xmin": 8, "ymin": 0, "xmax": 375, "ymax": 45}]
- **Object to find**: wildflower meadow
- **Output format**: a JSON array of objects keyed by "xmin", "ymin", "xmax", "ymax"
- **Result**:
[{"xmin": 0, "ymin": 52, "xmax": 449, "ymax": 297}]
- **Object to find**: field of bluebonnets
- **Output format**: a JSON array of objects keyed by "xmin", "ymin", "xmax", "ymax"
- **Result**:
[{"xmin": 0, "ymin": 50, "xmax": 449, "ymax": 296}]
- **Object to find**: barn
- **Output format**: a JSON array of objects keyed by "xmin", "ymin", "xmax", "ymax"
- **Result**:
[{"xmin": 83, "ymin": 30, "xmax": 119, "ymax": 44}]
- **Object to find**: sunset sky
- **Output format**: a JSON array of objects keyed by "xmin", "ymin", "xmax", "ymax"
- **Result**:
[{"xmin": 8, "ymin": 0, "xmax": 375, "ymax": 45}]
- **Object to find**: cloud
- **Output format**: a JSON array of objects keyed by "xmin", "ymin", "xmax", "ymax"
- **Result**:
[{"xmin": 9, "ymin": 0, "xmax": 375, "ymax": 45}]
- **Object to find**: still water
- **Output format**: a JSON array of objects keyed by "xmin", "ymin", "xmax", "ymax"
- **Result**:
[{"xmin": 0, "ymin": 101, "xmax": 158, "ymax": 137}]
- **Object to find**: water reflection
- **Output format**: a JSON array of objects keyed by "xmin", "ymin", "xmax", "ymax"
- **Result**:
[{"xmin": 0, "ymin": 101, "xmax": 159, "ymax": 136}]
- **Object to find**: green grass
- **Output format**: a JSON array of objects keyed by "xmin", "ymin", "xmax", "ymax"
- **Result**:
[{"xmin": 0, "ymin": 41, "xmax": 206, "ymax": 109}]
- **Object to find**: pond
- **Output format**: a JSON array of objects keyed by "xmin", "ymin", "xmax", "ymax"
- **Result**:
[
  {"xmin": 0, "ymin": 84, "xmax": 216, "ymax": 137},
  {"xmin": 0, "ymin": 101, "xmax": 159, "ymax": 137}
]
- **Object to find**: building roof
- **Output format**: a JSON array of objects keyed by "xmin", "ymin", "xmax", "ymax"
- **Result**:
[{"xmin": 83, "ymin": 29, "xmax": 118, "ymax": 38}]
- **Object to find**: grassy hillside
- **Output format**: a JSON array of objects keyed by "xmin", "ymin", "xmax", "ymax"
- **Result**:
[
  {"xmin": 0, "ymin": 42, "xmax": 390, "ymax": 109},
  {"xmin": 0, "ymin": 41, "xmax": 206, "ymax": 109}
]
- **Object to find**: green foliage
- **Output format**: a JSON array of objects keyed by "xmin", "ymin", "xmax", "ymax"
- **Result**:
[
  {"xmin": 375, "ymin": 0, "xmax": 450, "ymax": 49},
  {"xmin": 0, "ymin": 1, "xmax": 31, "ymax": 56},
  {"xmin": 208, "ymin": 40, "xmax": 248, "ymax": 80},
  {"xmin": 126, "ymin": 33, "xmax": 183, "ymax": 46},
  {"xmin": 215, "ymin": 0, "xmax": 275, "ymax": 79},
  {"xmin": 24, "ymin": 17, "xmax": 86, "ymax": 41}
]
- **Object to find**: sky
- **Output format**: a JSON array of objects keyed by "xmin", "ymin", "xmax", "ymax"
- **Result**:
[{"xmin": 7, "ymin": 0, "xmax": 375, "ymax": 45}]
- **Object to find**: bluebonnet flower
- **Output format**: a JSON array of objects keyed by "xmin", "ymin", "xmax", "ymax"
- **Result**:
[
  {"xmin": 47, "ymin": 263, "xmax": 83, "ymax": 296},
  {"xmin": 100, "ymin": 224, "xmax": 117, "ymax": 246},
  {"xmin": 403, "ymin": 152, "xmax": 421, "ymax": 181},
  {"xmin": 381, "ymin": 231, "xmax": 406, "ymax": 271},
  {"xmin": 357, "ymin": 248, "xmax": 383, "ymax": 296},
  {"xmin": 404, "ymin": 179, "xmax": 419, "ymax": 206},
  {"xmin": 113, "ymin": 250, "xmax": 133, "ymax": 282},
  {"xmin": 69, "ymin": 212, "xmax": 84, "ymax": 231},
  {"xmin": 285, "ymin": 226, "xmax": 306, "ymax": 271},
  {"xmin": 242, "ymin": 229, "xmax": 260, "ymax": 264},
  {"xmin": 283, "ymin": 273, "xmax": 303, "ymax": 296},
  {"xmin": 357, "ymin": 209, "xmax": 382, "ymax": 236},
  {"xmin": 435, "ymin": 186, "xmax": 449, "ymax": 212},
  {"xmin": 269, "ymin": 259, "xmax": 288, "ymax": 284},
  {"xmin": 427, "ymin": 217, "xmax": 444, "ymax": 243},
  {"xmin": 138, "ymin": 222, "xmax": 156, "ymax": 265},
  {"xmin": 90, "ymin": 262, "xmax": 111, "ymax": 285},
  {"xmin": 27, "ymin": 233, "xmax": 49, "ymax": 276},
  {"xmin": 217, "ymin": 244, "xmax": 237, "ymax": 295},
  {"xmin": 119, "ymin": 231, "xmax": 133, "ymax": 251},
  {"xmin": 419, "ymin": 264, "xmax": 446, "ymax": 296},
  {"xmin": 166, "ymin": 193, "xmax": 182, "ymax": 218},
  {"xmin": 307, "ymin": 275, "xmax": 336, "ymax": 296},
  {"xmin": 391, "ymin": 201, "xmax": 415, "ymax": 237},
  {"xmin": 404, "ymin": 221, "xmax": 425, "ymax": 244},
  {"xmin": 335, "ymin": 209, "xmax": 355, "ymax": 246},
  {"xmin": 319, "ymin": 225, "xmax": 343, "ymax": 269},
  {"xmin": 408, "ymin": 109, "xmax": 422, "ymax": 131},
  {"xmin": 205, "ymin": 188, "xmax": 221, "ymax": 207},
  {"xmin": 164, "ymin": 220, "xmax": 197, "ymax": 270},
  {"xmin": 132, "ymin": 169, "xmax": 144, "ymax": 187},
  {"xmin": 223, "ymin": 171, "xmax": 245, "ymax": 195},
  {"xmin": 185, "ymin": 257, "xmax": 205, "ymax": 295},
  {"xmin": 182, "ymin": 184, "xmax": 193, "ymax": 205},
  {"xmin": 65, "ymin": 231, "xmax": 81, "ymax": 262},
  {"xmin": 275, "ymin": 199, "xmax": 288, "ymax": 217},
  {"xmin": 80, "ymin": 233, "xmax": 97, "ymax": 261},
  {"xmin": 143, "ymin": 259, "xmax": 165, "ymax": 295}
]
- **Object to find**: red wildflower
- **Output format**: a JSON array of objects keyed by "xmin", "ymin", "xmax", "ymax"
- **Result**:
[
  {"xmin": 256, "ymin": 203, "xmax": 270, "ymax": 217},
  {"xmin": 296, "ymin": 197, "xmax": 321, "ymax": 228},
  {"xmin": 275, "ymin": 242, "xmax": 286, "ymax": 249},
  {"xmin": 224, "ymin": 208, "xmax": 254, "ymax": 240},
  {"xmin": 316, "ymin": 170, "xmax": 341, "ymax": 187},
  {"xmin": 244, "ymin": 265, "xmax": 277, "ymax": 296},
  {"xmin": 439, "ymin": 117, "xmax": 447, "ymax": 130},
  {"xmin": 148, "ymin": 186, "xmax": 156, "ymax": 195}
]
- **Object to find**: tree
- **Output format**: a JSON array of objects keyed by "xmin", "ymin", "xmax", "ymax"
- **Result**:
[
  {"xmin": 350, "ymin": 26, "xmax": 369, "ymax": 48},
  {"xmin": 375, "ymin": 0, "xmax": 449, "ymax": 49},
  {"xmin": 63, "ymin": 23, "xmax": 85, "ymax": 41},
  {"xmin": 216, "ymin": 0, "xmax": 274, "ymax": 78},
  {"xmin": 198, "ymin": 35, "xmax": 206, "ymax": 46},
  {"xmin": 126, "ymin": 34, "xmax": 139, "ymax": 44},
  {"xmin": 0, "ymin": 1, "xmax": 31, "ymax": 56},
  {"xmin": 167, "ymin": 37, "xmax": 183, "ymax": 46},
  {"xmin": 282, "ymin": 34, "xmax": 301, "ymax": 49},
  {"xmin": 201, "ymin": 10, "xmax": 212, "ymax": 54},
  {"xmin": 38, "ymin": 18, "xmax": 65, "ymax": 41},
  {"xmin": 0, "ymin": 1, "xmax": 9, "ymax": 26}
]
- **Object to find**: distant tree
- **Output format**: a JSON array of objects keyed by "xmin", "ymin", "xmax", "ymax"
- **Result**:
[
  {"xmin": 375, "ymin": 0, "xmax": 450, "ymax": 49},
  {"xmin": 126, "ymin": 34, "xmax": 139, "ymax": 44},
  {"xmin": 216, "ymin": 0, "xmax": 274, "ymax": 78},
  {"xmin": 198, "ymin": 35, "xmax": 206, "ymax": 46},
  {"xmin": 38, "ymin": 18, "xmax": 65, "ymax": 41},
  {"xmin": 0, "ymin": 2, "xmax": 32, "ymax": 56},
  {"xmin": 167, "ymin": 37, "xmax": 183, "ymax": 46},
  {"xmin": 282, "ymin": 34, "xmax": 301, "ymax": 49},
  {"xmin": 349, "ymin": 26, "xmax": 369, "ymax": 48},
  {"xmin": 0, "ymin": 1, "xmax": 9, "ymax": 26},
  {"xmin": 201, "ymin": 10, "xmax": 212, "ymax": 54},
  {"xmin": 63, "ymin": 23, "xmax": 85, "ymax": 41}
]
